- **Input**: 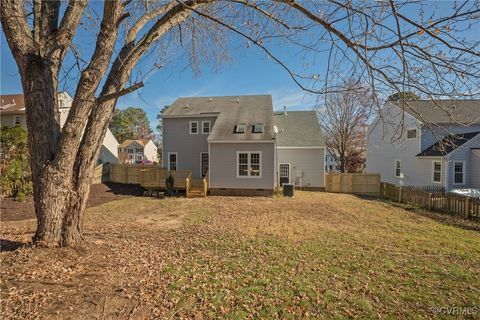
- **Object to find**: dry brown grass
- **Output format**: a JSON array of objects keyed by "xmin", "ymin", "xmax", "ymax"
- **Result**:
[{"xmin": 1, "ymin": 192, "xmax": 479, "ymax": 319}]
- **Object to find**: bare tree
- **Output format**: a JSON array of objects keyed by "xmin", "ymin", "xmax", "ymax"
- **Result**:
[
  {"xmin": 318, "ymin": 80, "xmax": 375, "ymax": 173},
  {"xmin": 1, "ymin": 0, "xmax": 478, "ymax": 246}
]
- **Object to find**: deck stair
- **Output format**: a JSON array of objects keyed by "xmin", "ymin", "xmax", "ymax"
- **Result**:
[{"xmin": 187, "ymin": 178, "xmax": 207, "ymax": 198}]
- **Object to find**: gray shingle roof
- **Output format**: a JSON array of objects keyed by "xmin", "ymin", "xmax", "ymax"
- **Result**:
[
  {"xmin": 417, "ymin": 131, "xmax": 480, "ymax": 157},
  {"xmin": 164, "ymin": 95, "xmax": 275, "ymax": 141},
  {"xmin": 390, "ymin": 100, "xmax": 480, "ymax": 124},
  {"xmin": 273, "ymin": 111, "xmax": 325, "ymax": 147}
]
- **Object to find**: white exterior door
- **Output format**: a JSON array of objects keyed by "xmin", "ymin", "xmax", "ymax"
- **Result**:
[{"xmin": 279, "ymin": 163, "xmax": 290, "ymax": 186}]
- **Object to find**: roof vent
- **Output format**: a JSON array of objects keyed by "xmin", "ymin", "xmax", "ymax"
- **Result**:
[
  {"xmin": 208, "ymin": 97, "xmax": 212, "ymax": 102},
  {"xmin": 236, "ymin": 98, "xmax": 240, "ymax": 103},
  {"xmin": 283, "ymin": 106, "xmax": 287, "ymax": 115},
  {"xmin": 184, "ymin": 103, "xmax": 189, "ymax": 109}
]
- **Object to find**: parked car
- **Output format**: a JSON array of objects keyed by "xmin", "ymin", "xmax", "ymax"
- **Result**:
[{"xmin": 136, "ymin": 160, "xmax": 154, "ymax": 165}]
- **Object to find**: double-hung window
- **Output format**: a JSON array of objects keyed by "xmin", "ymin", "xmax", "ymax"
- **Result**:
[
  {"xmin": 189, "ymin": 121, "xmax": 198, "ymax": 134},
  {"xmin": 453, "ymin": 161, "xmax": 465, "ymax": 185},
  {"xmin": 14, "ymin": 115, "xmax": 21, "ymax": 125},
  {"xmin": 395, "ymin": 160, "xmax": 401, "ymax": 178},
  {"xmin": 237, "ymin": 152, "xmax": 262, "ymax": 178},
  {"xmin": 433, "ymin": 161, "xmax": 442, "ymax": 183},
  {"xmin": 202, "ymin": 121, "xmax": 210, "ymax": 134}
]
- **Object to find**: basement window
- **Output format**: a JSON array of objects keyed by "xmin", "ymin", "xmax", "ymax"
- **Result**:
[
  {"xmin": 235, "ymin": 123, "xmax": 246, "ymax": 133},
  {"xmin": 252, "ymin": 123, "xmax": 264, "ymax": 133}
]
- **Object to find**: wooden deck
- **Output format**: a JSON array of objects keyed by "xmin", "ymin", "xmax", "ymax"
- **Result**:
[{"xmin": 109, "ymin": 164, "xmax": 208, "ymax": 197}]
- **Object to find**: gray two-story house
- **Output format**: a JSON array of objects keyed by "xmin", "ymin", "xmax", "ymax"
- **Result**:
[
  {"xmin": 162, "ymin": 95, "xmax": 326, "ymax": 196},
  {"xmin": 366, "ymin": 100, "xmax": 480, "ymax": 191}
]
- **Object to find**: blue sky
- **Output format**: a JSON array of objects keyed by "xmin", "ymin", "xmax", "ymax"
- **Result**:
[
  {"xmin": 1, "ymin": 1, "xmax": 477, "ymax": 131},
  {"xmin": 1, "ymin": 28, "xmax": 318, "ymax": 131}
]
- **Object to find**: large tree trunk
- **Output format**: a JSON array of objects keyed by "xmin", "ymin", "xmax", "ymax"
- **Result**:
[{"xmin": 19, "ymin": 58, "xmax": 84, "ymax": 246}]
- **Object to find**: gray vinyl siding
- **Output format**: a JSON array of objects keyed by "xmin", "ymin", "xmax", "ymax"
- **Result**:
[
  {"xmin": 421, "ymin": 124, "xmax": 480, "ymax": 151},
  {"xmin": 471, "ymin": 150, "xmax": 480, "ymax": 188},
  {"xmin": 446, "ymin": 136, "xmax": 480, "ymax": 190},
  {"xmin": 209, "ymin": 142, "xmax": 275, "ymax": 189},
  {"xmin": 277, "ymin": 148, "xmax": 325, "ymax": 187},
  {"xmin": 163, "ymin": 116, "xmax": 216, "ymax": 178}
]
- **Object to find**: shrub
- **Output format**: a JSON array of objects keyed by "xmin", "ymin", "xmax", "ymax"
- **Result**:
[{"xmin": 0, "ymin": 126, "xmax": 32, "ymax": 197}]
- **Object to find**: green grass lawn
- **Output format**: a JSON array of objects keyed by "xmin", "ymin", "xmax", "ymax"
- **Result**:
[{"xmin": 1, "ymin": 192, "xmax": 479, "ymax": 319}]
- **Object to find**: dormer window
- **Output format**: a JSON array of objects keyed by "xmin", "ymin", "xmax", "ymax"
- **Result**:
[
  {"xmin": 235, "ymin": 123, "xmax": 245, "ymax": 133},
  {"xmin": 406, "ymin": 128, "xmax": 417, "ymax": 139},
  {"xmin": 252, "ymin": 123, "xmax": 263, "ymax": 133}
]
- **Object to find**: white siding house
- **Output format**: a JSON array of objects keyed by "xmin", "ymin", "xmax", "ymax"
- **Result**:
[
  {"xmin": 1, "ymin": 92, "xmax": 119, "ymax": 164},
  {"xmin": 367, "ymin": 100, "xmax": 480, "ymax": 191},
  {"xmin": 118, "ymin": 139, "xmax": 158, "ymax": 164}
]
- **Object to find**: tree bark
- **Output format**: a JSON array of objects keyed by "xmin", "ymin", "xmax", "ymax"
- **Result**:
[{"xmin": 20, "ymin": 58, "xmax": 81, "ymax": 246}]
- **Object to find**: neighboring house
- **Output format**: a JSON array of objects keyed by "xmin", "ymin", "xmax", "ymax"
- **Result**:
[
  {"xmin": 162, "ymin": 95, "xmax": 326, "ymax": 196},
  {"xmin": 274, "ymin": 109, "xmax": 326, "ymax": 189},
  {"xmin": 366, "ymin": 100, "xmax": 480, "ymax": 191},
  {"xmin": 118, "ymin": 139, "xmax": 158, "ymax": 164},
  {"xmin": 325, "ymin": 151, "xmax": 339, "ymax": 173},
  {"xmin": 0, "ymin": 92, "xmax": 119, "ymax": 164}
]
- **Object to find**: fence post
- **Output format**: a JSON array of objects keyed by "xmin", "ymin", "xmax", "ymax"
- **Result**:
[
  {"xmin": 428, "ymin": 193, "xmax": 432, "ymax": 211},
  {"xmin": 465, "ymin": 197, "xmax": 470, "ymax": 219},
  {"xmin": 398, "ymin": 186, "xmax": 402, "ymax": 203}
]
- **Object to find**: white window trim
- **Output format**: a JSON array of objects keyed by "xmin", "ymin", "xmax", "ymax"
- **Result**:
[
  {"xmin": 394, "ymin": 160, "xmax": 402, "ymax": 178},
  {"xmin": 278, "ymin": 163, "xmax": 291, "ymax": 184},
  {"xmin": 252, "ymin": 123, "xmax": 264, "ymax": 133},
  {"xmin": 200, "ymin": 152, "xmax": 209, "ymax": 177},
  {"xmin": 189, "ymin": 121, "xmax": 199, "ymax": 135},
  {"xmin": 236, "ymin": 151, "xmax": 262, "ymax": 178},
  {"xmin": 406, "ymin": 127, "xmax": 417, "ymax": 139},
  {"xmin": 168, "ymin": 152, "xmax": 178, "ymax": 171},
  {"xmin": 235, "ymin": 123, "xmax": 246, "ymax": 134},
  {"xmin": 202, "ymin": 121, "xmax": 211, "ymax": 134},
  {"xmin": 453, "ymin": 160, "xmax": 466, "ymax": 185},
  {"xmin": 432, "ymin": 160, "xmax": 442, "ymax": 184}
]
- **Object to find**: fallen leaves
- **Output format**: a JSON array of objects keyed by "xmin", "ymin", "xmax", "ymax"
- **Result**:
[{"xmin": 1, "ymin": 192, "xmax": 479, "ymax": 319}]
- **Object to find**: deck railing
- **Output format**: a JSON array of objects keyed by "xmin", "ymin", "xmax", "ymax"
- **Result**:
[
  {"xmin": 109, "ymin": 164, "xmax": 191, "ymax": 190},
  {"xmin": 202, "ymin": 171, "xmax": 209, "ymax": 197},
  {"xmin": 185, "ymin": 172, "xmax": 192, "ymax": 197}
]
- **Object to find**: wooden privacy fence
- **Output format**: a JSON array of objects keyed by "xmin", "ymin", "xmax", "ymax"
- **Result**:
[
  {"xmin": 109, "ymin": 164, "xmax": 191, "ymax": 190},
  {"xmin": 325, "ymin": 173, "xmax": 381, "ymax": 195},
  {"xmin": 381, "ymin": 182, "xmax": 480, "ymax": 220},
  {"xmin": 92, "ymin": 163, "xmax": 111, "ymax": 184}
]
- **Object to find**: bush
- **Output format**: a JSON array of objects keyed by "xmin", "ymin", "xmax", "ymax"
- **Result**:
[
  {"xmin": 0, "ymin": 126, "xmax": 32, "ymax": 197},
  {"xmin": 15, "ymin": 192, "xmax": 26, "ymax": 202}
]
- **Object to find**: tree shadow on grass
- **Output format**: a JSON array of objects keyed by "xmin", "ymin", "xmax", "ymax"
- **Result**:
[
  {"xmin": 355, "ymin": 195, "xmax": 480, "ymax": 232},
  {"xmin": 0, "ymin": 239, "xmax": 28, "ymax": 252}
]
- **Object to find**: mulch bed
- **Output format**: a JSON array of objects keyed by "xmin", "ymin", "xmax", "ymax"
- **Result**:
[{"xmin": 0, "ymin": 183, "xmax": 144, "ymax": 222}]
